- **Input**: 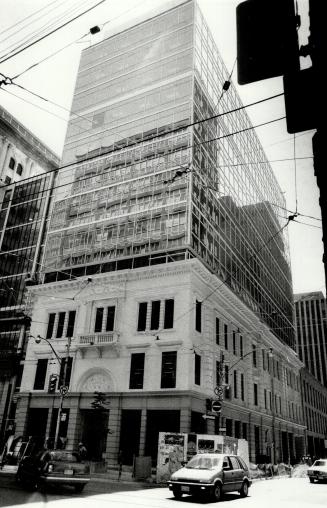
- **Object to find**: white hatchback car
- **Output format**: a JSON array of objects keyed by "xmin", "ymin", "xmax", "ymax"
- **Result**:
[
  {"xmin": 307, "ymin": 459, "xmax": 327, "ymax": 483},
  {"xmin": 168, "ymin": 453, "xmax": 252, "ymax": 502}
]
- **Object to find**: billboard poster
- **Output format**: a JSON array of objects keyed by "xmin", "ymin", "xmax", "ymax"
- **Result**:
[{"xmin": 156, "ymin": 432, "xmax": 186, "ymax": 484}]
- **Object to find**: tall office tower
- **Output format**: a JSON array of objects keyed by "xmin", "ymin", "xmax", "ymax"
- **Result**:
[
  {"xmin": 19, "ymin": 1, "xmax": 304, "ymax": 466},
  {"xmin": 43, "ymin": 0, "xmax": 294, "ymax": 348},
  {"xmin": 295, "ymin": 292, "xmax": 327, "ymax": 387}
]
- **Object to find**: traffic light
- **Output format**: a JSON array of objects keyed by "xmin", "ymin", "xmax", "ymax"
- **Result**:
[
  {"xmin": 224, "ymin": 385, "xmax": 231, "ymax": 400},
  {"xmin": 48, "ymin": 374, "xmax": 57, "ymax": 393},
  {"xmin": 283, "ymin": 68, "xmax": 318, "ymax": 133},
  {"xmin": 236, "ymin": 0, "xmax": 300, "ymax": 85}
]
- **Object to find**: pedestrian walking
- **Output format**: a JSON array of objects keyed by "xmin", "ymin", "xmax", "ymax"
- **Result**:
[{"xmin": 78, "ymin": 442, "xmax": 88, "ymax": 460}]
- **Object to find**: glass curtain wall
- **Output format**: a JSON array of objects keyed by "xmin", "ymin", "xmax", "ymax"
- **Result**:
[{"xmin": 42, "ymin": 0, "xmax": 294, "ymax": 347}]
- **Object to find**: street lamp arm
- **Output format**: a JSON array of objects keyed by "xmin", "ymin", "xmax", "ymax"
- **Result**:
[
  {"xmin": 227, "ymin": 347, "xmax": 273, "ymax": 371},
  {"xmin": 35, "ymin": 335, "xmax": 62, "ymax": 365},
  {"xmin": 228, "ymin": 349, "xmax": 254, "ymax": 371}
]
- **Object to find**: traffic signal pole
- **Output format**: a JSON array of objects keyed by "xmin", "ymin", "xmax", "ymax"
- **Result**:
[{"xmin": 53, "ymin": 337, "xmax": 71, "ymax": 450}]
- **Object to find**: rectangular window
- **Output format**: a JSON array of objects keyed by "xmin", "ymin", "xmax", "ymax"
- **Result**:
[
  {"xmin": 226, "ymin": 418, "xmax": 233, "ymax": 436},
  {"xmin": 33, "ymin": 359, "xmax": 48, "ymax": 390},
  {"xmin": 129, "ymin": 353, "xmax": 145, "ymax": 389},
  {"xmin": 269, "ymin": 391, "xmax": 272, "ymax": 410},
  {"xmin": 56, "ymin": 312, "xmax": 65, "ymax": 338},
  {"xmin": 252, "ymin": 344, "xmax": 257, "ymax": 367},
  {"xmin": 66, "ymin": 311, "xmax": 76, "ymax": 337},
  {"xmin": 234, "ymin": 420, "xmax": 241, "ymax": 439},
  {"xmin": 224, "ymin": 364, "xmax": 229, "ymax": 385},
  {"xmin": 242, "ymin": 422, "xmax": 247, "ymax": 440},
  {"xmin": 233, "ymin": 370, "xmax": 238, "ymax": 398},
  {"xmin": 164, "ymin": 299, "xmax": 174, "ymax": 329},
  {"xmin": 137, "ymin": 302, "xmax": 147, "ymax": 331},
  {"xmin": 106, "ymin": 306, "xmax": 115, "ymax": 331},
  {"xmin": 161, "ymin": 351, "xmax": 177, "ymax": 388},
  {"xmin": 233, "ymin": 331, "xmax": 237, "ymax": 356},
  {"xmin": 58, "ymin": 357, "xmax": 73, "ymax": 388},
  {"xmin": 195, "ymin": 300, "xmax": 202, "ymax": 332},
  {"xmin": 264, "ymin": 388, "xmax": 267, "ymax": 409},
  {"xmin": 262, "ymin": 349, "xmax": 266, "ymax": 370},
  {"xmin": 150, "ymin": 301, "xmax": 160, "ymax": 330},
  {"xmin": 95, "ymin": 307, "xmax": 104, "ymax": 333},
  {"xmin": 194, "ymin": 353, "xmax": 201, "ymax": 385},
  {"xmin": 224, "ymin": 324, "xmax": 228, "ymax": 349},
  {"xmin": 215, "ymin": 317, "xmax": 220, "ymax": 345},
  {"xmin": 46, "ymin": 313, "xmax": 56, "ymax": 339},
  {"xmin": 241, "ymin": 373, "xmax": 244, "ymax": 401},
  {"xmin": 254, "ymin": 383, "xmax": 258, "ymax": 405},
  {"xmin": 240, "ymin": 335, "xmax": 243, "ymax": 357}
]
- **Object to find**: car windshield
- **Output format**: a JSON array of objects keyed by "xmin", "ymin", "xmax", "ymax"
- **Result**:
[
  {"xmin": 185, "ymin": 456, "xmax": 221, "ymax": 470},
  {"xmin": 313, "ymin": 460, "xmax": 326, "ymax": 467},
  {"xmin": 48, "ymin": 452, "xmax": 80, "ymax": 462}
]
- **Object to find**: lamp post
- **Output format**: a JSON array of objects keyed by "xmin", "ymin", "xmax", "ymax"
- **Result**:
[{"xmin": 33, "ymin": 335, "xmax": 71, "ymax": 449}]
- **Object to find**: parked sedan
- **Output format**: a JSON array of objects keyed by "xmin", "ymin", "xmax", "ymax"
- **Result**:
[
  {"xmin": 307, "ymin": 459, "xmax": 327, "ymax": 483},
  {"xmin": 16, "ymin": 450, "xmax": 90, "ymax": 492},
  {"xmin": 168, "ymin": 453, "xmax": 252, "ymax": 501}
]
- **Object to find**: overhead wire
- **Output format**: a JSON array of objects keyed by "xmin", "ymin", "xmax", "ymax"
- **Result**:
[
  {"xmin": 0, "ymin": 0, "xmax": 62, "ymax": 42},
  {"xmin": 0, "ymin": 0, "xmax": 74, "ymax": 60},
  {"xmin": 0, "ymin": 0, "xmax": 106, "ymax": 65}
]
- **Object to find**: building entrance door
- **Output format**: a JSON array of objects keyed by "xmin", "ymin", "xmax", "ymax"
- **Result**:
[
  {"xmin": 119, "ymin": 410, "xmax": 141, "ymax": 465},
  {"xmin": 80, "ymin": 410, "xmax": 109, "ymax": 461}
]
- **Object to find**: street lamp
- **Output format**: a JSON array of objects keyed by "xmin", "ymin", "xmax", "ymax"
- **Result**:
[{"xmin": 31, "ymin": 334, "xmax": 71, "ymax": 450}]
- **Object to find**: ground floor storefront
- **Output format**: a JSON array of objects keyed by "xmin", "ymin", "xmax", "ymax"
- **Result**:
[{"xmin": 13, "ymin": 391, "xmax": 306, "ymax": 466}]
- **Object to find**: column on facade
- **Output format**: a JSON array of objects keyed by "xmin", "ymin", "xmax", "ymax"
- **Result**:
[
  {"xmin": 104, "ymin": 397, "xmax": 122, "ymax": 466},
  {"xmin": 66, "ymin": 395, "xmax": 82, "ymax": 451},
  {"xmin": 0, "ymin": 139, "xmax": 9, "ymax": 174},
  {"xmin": 138, "ymin": 409, "xmax": 147, "ymax": 457}
]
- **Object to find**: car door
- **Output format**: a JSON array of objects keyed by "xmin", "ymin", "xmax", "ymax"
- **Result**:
[
  {"xmin": 221, "ymin": 456, "xmax": 235, "ymax": 492},
  {"xmin": 229, "ymin": 456, "xmax": 243, "ymax": 491}
]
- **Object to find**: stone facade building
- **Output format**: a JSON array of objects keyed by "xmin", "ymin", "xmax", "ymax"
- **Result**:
[{"xmin": 16, "ymin": 0, "xmax": 305, "ymax": 465}]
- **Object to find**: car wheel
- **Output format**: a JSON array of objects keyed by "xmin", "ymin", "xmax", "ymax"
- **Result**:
[
  {"xmin": 74, "ymin": 484, "xmax": 86, "ymax": 493},
  {"xmin": 212, "ymin": 483, "xmax": 222, "ymax": 502},
  {"xmin": 240, "ymin": 481, "xmax": 249, "ymax": 497},
  {"xmin": 309, "ymin": 478, "xmax": 315, "ymax": 483},
  {"xmin": 172, "ymin": 488, "xmax": 183, "ymax": 499}
]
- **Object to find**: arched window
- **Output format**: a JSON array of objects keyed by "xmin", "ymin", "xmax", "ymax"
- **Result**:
[{"xmin": 16, "ymin": 163, "xmax": 23, "ymax": 175}]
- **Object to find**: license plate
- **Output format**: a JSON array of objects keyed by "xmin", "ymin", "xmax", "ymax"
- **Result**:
[
  {"xmin": 181, "ymin": 486, "xmax": 190, "ymax": 492},
  {"xmin": 64, "ymin": 469, "xmax": 74, "ymax": 475}
]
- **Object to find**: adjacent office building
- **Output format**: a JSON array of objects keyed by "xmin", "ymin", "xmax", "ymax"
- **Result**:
[
  {"xmin": 0, "ymin": 106, "xmax": 59, "ymax": 448},
  {"xmin": 295, "ymin": 292, "xmax": 327, "ymax": 458},
  {"xmin": 17, "ymin": 0, "xmax": 305, "ymax": 465}
]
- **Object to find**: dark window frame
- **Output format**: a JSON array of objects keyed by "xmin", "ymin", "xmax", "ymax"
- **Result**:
[
  {"xmin": 194, "ymin": 353, "xmax": 201, "ymax": 385},
  {"xmin": 161, "ymin": 351, "xmax": 177, "ymax": 389},
  {"xmin": 33, "ymin": 359, "xmax": 48, "ymax": 390},
  {"xmin": 129, "ymin": 352, "xmax": 145, "ymax": 389}
]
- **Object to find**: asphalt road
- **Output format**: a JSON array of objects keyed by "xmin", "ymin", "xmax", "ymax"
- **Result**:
[{"xmin": 0, "ymin": 476, "xmax": 326, "ymax": 508}]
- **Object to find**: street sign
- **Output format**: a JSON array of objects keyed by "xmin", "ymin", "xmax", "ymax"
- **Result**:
[
  {"xmin": 211, "ymin": 400, "xmax": 222, "ymax": 413},
  {"xmin": 59, "ymin": 385, "xmax": 68, "ymax": 396},
  {"xmin": 202, "ymin": 414, "xmax": 215, "ymax": 420},
  {"xmin": 214, "ymin": 386, "xmax": 224, "ymax": 396},
  {"xmin": 219, "ymin": 427, "xmax": 226, "ymax": 432}
]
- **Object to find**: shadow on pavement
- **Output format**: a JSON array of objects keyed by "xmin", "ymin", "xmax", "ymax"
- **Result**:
[{"xmin": 0, "ymin": 475, "xmax": 164, "ymax": 507}]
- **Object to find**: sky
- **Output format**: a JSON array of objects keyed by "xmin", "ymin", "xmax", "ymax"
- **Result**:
[{"xmin": 0, "ymin": 0, "xmax": 324, "ymax": 297}]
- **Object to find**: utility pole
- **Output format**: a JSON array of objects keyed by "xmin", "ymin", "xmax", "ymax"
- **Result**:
[{"xmin": 54, "ymin": 337, "xmax": 71, "ymax": 450}]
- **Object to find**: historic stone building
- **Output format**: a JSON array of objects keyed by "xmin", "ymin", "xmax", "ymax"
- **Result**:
[{"xmin": 16, "ymin": 0, "xmax": 305, "ymax": 465}]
